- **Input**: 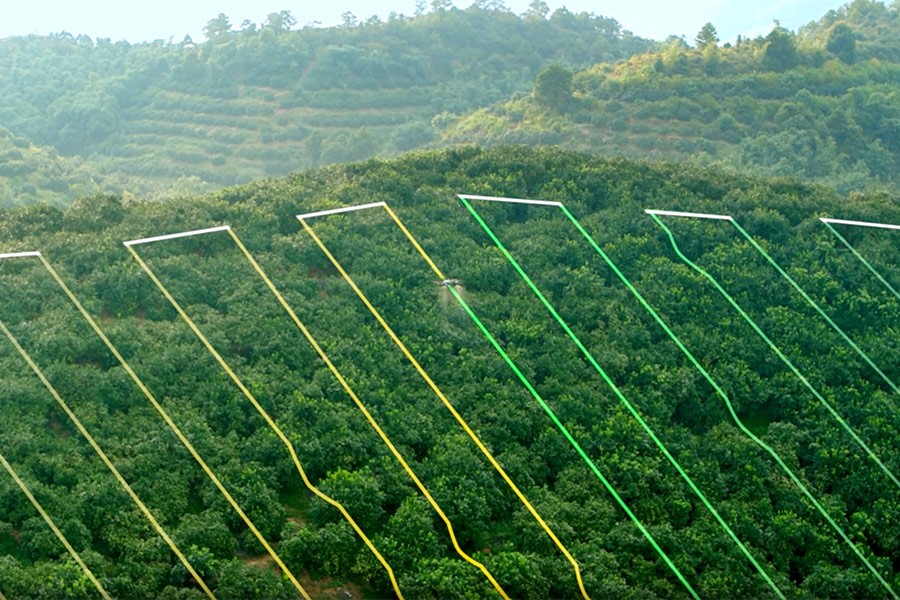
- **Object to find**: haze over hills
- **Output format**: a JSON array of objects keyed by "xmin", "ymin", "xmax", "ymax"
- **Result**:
[
  {"xmin": 2, "ymin": 0, "xmax": 837, "ymax": 45},
  {"xmin": 0, "ymin": 5, "xmax": 654, "ymax": 207},
  {"xmin": 1, "ymin": 1, "xmax": 896, "ymax": 207},
  {"xmin": 440, "ymin": 0, "xmax": 900, "ymax": 194}
]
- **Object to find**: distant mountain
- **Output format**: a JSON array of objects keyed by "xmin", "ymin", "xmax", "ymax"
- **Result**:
[
  {"xmin": 0, "ymin": 6, "xmax": 654, "ymax": 207},
  {"xmin": 0, "ymin": 1, "xmax": 896, "ymax": 207},
  {"xmin": 438, "ymin": 0, "xmax": 900, "ymax": 195}
]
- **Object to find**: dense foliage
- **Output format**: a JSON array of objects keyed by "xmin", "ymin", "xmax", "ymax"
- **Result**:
[
  {"xmin": 0, "ymin": 5, "xmax": 651, "ymax": 208},
  {"xmin": 440, "ymin": 0, "xmax": 900, "ymax": 194},
  {"xmin": 0, "ymin": 127, "xmax": 102, "ymax": 208},
  {"xmin": 3, "ymin": 1, "xmax": 899, "ymax": 208},
  {"xmin": 0, "ymin": 147, "xmax": 898, "ymax": 598}
]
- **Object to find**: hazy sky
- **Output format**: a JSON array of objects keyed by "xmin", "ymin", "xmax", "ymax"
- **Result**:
[{"xmin": 0, "ymin": 0, "xmax": 840, "ymax": 44}]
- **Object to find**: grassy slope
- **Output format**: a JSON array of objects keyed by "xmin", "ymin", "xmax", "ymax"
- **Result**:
[{"xmin": 0, "ymin": 129, "xmax": 102, "ymax": 209}]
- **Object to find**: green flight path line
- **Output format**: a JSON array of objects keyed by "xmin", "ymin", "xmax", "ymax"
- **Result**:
[
  {"xmin": 387, "ymin": 205, "xmax": 695, "ymax": 596},
  {"xmin": 822, "ymin": 220, "xmax": 900, "ymax": 303},
  {"xmin": 633, "ymin": 221, "xmax": 900, "ymax": 491},
  {"xmin": 649, "ymin": 213, "xmax": 897, "ymax": 598},
  {"xmin": 729, "ymin": 219, "xmax": 900, "ymax": 400},
  {"xmin": 444, "ymin": 287, "xmax": 700, "ymax": 600},
  {"xmin": 458, "ymin": 196, "xmax": 785, "ymax": 599}
]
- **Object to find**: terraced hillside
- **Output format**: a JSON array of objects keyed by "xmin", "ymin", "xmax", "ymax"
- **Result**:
[
  {"xmin": 105, "ymin": 85, "xmax": 432, "ymax": 185},
  {"xmin": 0, "ymin": 128, "xmax": 101, "ymax": 209},
  {"xmin": 0, "ymin": 6, "xmax": 653, "ymax": 206}
]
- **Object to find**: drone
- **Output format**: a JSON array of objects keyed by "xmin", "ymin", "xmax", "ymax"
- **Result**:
[{"xmin": 435, "ymin": 278, "xmax": 465, "ymax": 307}]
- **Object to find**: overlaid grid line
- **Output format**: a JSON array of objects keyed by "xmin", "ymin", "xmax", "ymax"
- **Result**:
[
  {"xmin": 126, "ymin": 232, "xmax": 404, "ymax": 599},
  {"xmin": 461, "ymin": 195, "xmax": 783, "ymax": 598},
  {"xmin": 298, "ymin": 207, "xmax": 592, "ymax": 600},
  {"xmin": 29, "ymin": 253, "xmax": 313, "ymax": 599}
]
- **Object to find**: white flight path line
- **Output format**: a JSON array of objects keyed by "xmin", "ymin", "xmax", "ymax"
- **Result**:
[
  {"xmin": 645, "ymin": 209, "xmax": 734, "ymax": 221},
  {"xmin": 123, "ymin": 225, "xmax": 232, "ymax": 247},
  {"xmin": 297, "ymin": 202, "xmax": 387, "ymax": 221},
  {"xmin": 820, "ymin": 217, "xmax": 900, "ymax": 231},
  {"xmin": 458, "ymin": 194, "xmax": 563, "ymax": 207},
  {"xmin": 0, "ymin": 251, "xmax": 42, "ymax": 260}
]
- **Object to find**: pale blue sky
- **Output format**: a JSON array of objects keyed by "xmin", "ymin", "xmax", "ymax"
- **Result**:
[{"xmin": 0, "ymin": 0, "xmax": 841, "ymax": 44}]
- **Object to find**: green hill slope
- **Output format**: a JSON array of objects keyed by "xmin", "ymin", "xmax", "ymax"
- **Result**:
[
  {"xmin": 0, "ymin": 147, "xmax": 898, "ymax": 598},
  {"xmin": 0, "ymin": 128, "xmax": 105, "ymax": 209},
  {"xmin": 0, "ymin": 7, "xmax": 653, "ymax": 207},
  {"xmin": 440, "ymin": 0, "xmax": 900, "ymax": 194}
]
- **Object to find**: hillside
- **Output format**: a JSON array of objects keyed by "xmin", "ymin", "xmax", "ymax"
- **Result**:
[
  {"xmin": 0, "ymin": 127, "xmax": 108, "ymax": 209},
  {"xmin": 0, "ymin": 147, "xmax": 898, "ymax": 598},
  {"xmin": 0, "ymin": 6, "xmax": 653, "ymax": 207},
  {"xmin": 440, "ymin": 0, "xmax": 900, "ymax": 194},
  {"xmin": 3, "ymin": 2, "xmax": 899, "ymax": 208}
]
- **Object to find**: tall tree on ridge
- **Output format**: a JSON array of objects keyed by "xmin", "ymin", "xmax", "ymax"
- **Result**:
[{"xmin": 695, "ymin": 22, "xmax": 720, "ymax": 48}]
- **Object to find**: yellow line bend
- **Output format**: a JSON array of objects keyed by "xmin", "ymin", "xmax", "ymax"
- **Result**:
[
  {"xmin": 126, "ymin": 245, "xmax": 404, "ymax": 599},
  {"xmin": 300, "ymin": 216, "xmax": 591, "ymax": 600},
  {"xmin": 38, "ymin": 254, "xmax": 311, "ymax": 600},
  {"xmin": 228, "ymin": 228, "xmax": 509, "ymax": 599}
]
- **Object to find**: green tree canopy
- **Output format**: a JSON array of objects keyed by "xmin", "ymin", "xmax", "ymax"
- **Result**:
[
  {"xmin": 763, "ymin": 26, "xmax": 799, "ymax": 71},
  {"xmin": 694, "ymin": 22, "xmax": 720, "ymax": 48},
  {"xmin": 826, "ymin": 22, "xmax": 857, "ymax": 63},
  {"xmin": 533, "ymin": 64, "xmax": 573, "ymax": 110},
  {"xmin": 525, "ymin": 0, "xmax": 550, "ymax": 20},
  {"xmin": 1, "ymin": 146, "xmax": 898, "ymax": 597},
  {"xmin": 203, "ymin": 13, "xmax": 232, "ymax": 40}
]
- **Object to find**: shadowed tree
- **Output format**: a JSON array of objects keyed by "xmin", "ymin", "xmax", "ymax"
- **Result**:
[
  {"xmin": 763, "ymin": 26, "xmax": 799, "ymax": 71},
  {"xmin": 826, "ymin": 22, "xmax": 857, "ymax": 63},
  {"xmin": 534, "ymin": 63, "xmax": 573, "ymax": 111}
]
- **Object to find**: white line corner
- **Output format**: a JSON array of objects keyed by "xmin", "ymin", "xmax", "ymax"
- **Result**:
[
  {"xmin": 296, "ymin": 202, "xmax": 387, "ymax": 221},
  {"xmin": 123, "ymin": 225, "xmax": 232, "ymax": 247},
  {"xmin": 820, "ymin": 217, "xmax": 900, "ymax": 231},
  {"xmin": 0, "ymin": 251, "xmax": 42, "ymax": 260},
  {"xmin": 457, "ymin": 194, "xmax": 562, "ymax": 207},
  {"xmin": 645, "ymin": 209, "xmax": 733, "ymax": 221}
]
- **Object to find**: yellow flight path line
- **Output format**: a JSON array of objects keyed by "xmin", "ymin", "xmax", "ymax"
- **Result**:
[
  {"xmin": 35, "ymin": 254, "xmax": 311, "ymax": 600},
  {"xmin": 0, "ymin": 319, "xmax": 215, "ymax": 599},
  {"xmin": 0, "ymin": 450, "xmax": 110, "ymax": 600},
  {"xmin": 226, "ymin": 228, "xmax": 509, "ymax": 599},
  {"xmin": 298, "ymin": 217, "xmax": 591, "ymax": 600},
  {"xmin": 381, "ymin": 207, "xmax": 447, "ymax": 278},
  {"xmin": 125, "ymin": 245, "xmax": 405, "ymax": 600}
]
